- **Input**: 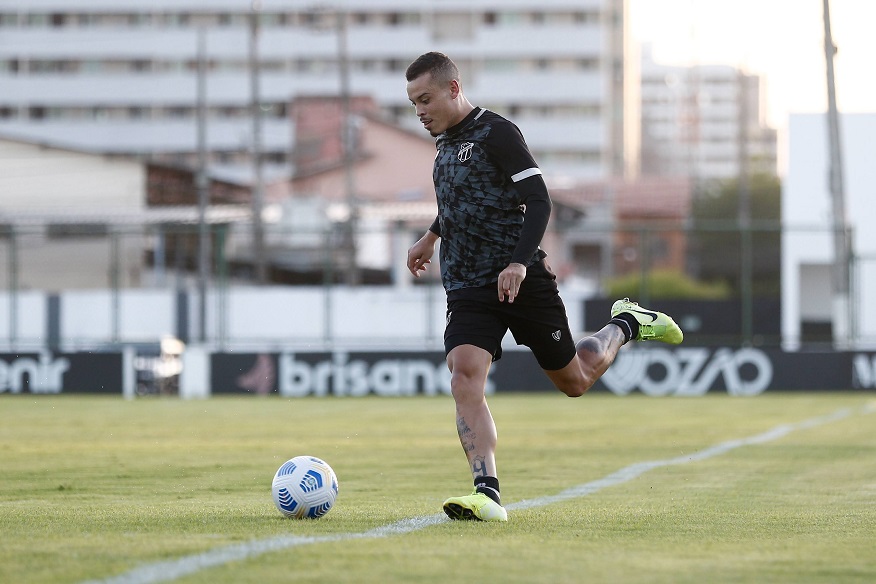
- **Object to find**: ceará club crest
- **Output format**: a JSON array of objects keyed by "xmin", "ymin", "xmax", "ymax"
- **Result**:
[{"xmin": 457, "ymin": 142, "xmax": 474, "ymax": 162}]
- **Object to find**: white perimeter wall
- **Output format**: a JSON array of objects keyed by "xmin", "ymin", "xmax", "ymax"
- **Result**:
[
  {"xmin": 0, "ymin": 285, "xmax": 589, "ymax": 351},
  {"xmin": 784, "ymin": 113, "xmax": 876, "ymax": 348}
]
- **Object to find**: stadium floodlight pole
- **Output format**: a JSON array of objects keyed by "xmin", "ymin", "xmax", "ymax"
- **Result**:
[
  {"xmin": 249, "ymin": 0, "xmax": 268, "ymax": 284},
  {"xmin": 196, "ymin": 26, "xmax": 209, "ymax": 343},
  {"xmin": 337, "ymin": 4, "xmax": 359, "ymax": 286},
  {"xmin": 822, "ymin": 0, "xmax": 851, "ymax": 348}
]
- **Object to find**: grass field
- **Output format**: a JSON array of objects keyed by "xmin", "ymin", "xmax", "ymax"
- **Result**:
[{"xmin": 1, "ymin": 393, "xmax": 874, "ymax": 584}]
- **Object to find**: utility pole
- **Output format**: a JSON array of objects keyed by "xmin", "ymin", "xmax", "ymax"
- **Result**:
[
  {"xmin": 249, "ymin": 1, "xmax": 267, "ymax": 283},
  {"xmin": 737, "ymin": 71, "xmax": 752, "ymax": 346},
  {"xmin": 822, "ymin": 0, "xmax": 851, "ymax": 348},
  {"xmin": 196, "ymin": 27, "xmax": 209, "ymax": 343},
  {"xmin": 337, "ymin": 7, "xmax": 359, "ymax": 285}
]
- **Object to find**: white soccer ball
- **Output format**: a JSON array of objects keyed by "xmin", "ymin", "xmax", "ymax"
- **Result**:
[{"xmin": 271, "ymin": 456, "xmax": 339, "ymax": 519}]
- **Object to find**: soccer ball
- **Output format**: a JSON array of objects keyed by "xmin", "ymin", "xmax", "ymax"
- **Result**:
[{"xmin": 271, "ymin": 456, "xmax": 339, "ymax": 519}]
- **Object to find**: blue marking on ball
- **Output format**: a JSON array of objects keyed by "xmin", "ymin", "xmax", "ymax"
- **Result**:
[{"xmin": 276, "ymin": 487, "xmax": 298, "ymax": 514}]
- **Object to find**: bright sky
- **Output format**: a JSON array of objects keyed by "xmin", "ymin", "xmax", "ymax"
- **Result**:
[{"xmin": 630, "ymin": 0, "xmax": 876, "ymax": 139}]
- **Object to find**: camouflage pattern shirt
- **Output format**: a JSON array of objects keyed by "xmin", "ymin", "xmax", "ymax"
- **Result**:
[{"xmin": 431, "ymin": 107, "xmax": 550, "ymax": 291}]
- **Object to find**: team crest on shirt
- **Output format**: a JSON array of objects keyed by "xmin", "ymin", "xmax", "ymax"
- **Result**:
[
  {"xmin": 457, "ymin": 142, "xmax": 474, "ymax": 162},
  {"xmin": 552, "ymin": 330, "xmax": 562, "ymax": 341}
]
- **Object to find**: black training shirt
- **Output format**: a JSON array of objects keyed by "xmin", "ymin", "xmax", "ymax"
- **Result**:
[{"xmin": 429, "ymin": 107, "xmax": 552, "ymax": 291}]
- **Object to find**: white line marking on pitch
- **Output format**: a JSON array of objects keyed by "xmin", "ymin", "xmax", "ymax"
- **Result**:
[{"xmin": 83, "ymin": 405, "xmax": 867, "ymax": 584}]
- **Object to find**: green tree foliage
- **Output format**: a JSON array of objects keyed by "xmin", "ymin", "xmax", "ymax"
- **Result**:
[
  {"xmin": 606, "ymin": 269, "xmax": 731, "ymax": 300},
  {"xmin": 689, "ymin": 173, "xmax": 782, "ymax": 297}
]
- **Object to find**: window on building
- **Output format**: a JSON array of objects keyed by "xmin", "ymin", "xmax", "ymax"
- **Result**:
[
  {"xmin": 128, "ymin": 107, "xmax": 149, "ymax": 119},
  {"xmin": 0, "ymin": 13, "xmax": 21, "ymax": 26},
  {"xmin": 129, "ymin": 13, "xmax": 152, "ymax": 27},
  {"xmin": 399, "ymin": 12, "xmax": 421, "ymax": 25},
  {"xmin": 257, "ymin": 103, "xmax": 287, "ymax": 118},
  {"xmin": 258, "ymin": 12, "xmax": 283, "ymax": 27},
  {"xmin": 48, "ymin": 223, "xmax": 109, "ymax": 239},
  {"xmin": 28, "ymin": 60, "xmax": 47, "ymax": 73},
  {"xmin": 384, "ymin": 59, "xmax": 404, "ymax": 72},
  {"xmin": 161, "ymin": 12, "xmax": 191, "ymax": 27},
  {"xmin": 264, "ymin": 152, "xmax": 287, "ymax": 164},
  {"xmin": 190, "ymin": 13, "xmax": 220, "ymax": 27},
  {"xmin": 90, "ymin": 13, "xmax": 131, "ymax": 27},
  {"xmin": 574, "ymin": 11, "xmax": 600, "ymax": 24},
  {"xmin": 431, "ymin": 13, "xmax": 473, "ymax": 41},
  {"xmin": 301, "ymin": 10, "xmax": 333, "ymax": 29},
  {"xmin": 26, "ymin": 13, "xmax": 48, "ymax": 27},
  {"xmin": 261, "ymin": 59, "xmax": 286, "ymax": 72},
  {"xmin": 496, "ymin": 12, "xmax": 522, "ymax": 25},
  {"xmin": 483, "ymin": 59, "xmax": 519, "ymax": 72}
]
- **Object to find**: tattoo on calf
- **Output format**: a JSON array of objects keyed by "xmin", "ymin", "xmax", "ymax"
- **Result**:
[
  {"xmin": 471, "ymin": 455, "xmax": 488, "ymax": 477},
  {"xmin": 457, "ymin": 414, "xmax": 475, "ymax": 453}
]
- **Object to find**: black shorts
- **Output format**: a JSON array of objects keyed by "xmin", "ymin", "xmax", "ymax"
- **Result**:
[{"xmin": 444, "ymin": 259, "xmax": 577, "ymax": 371}]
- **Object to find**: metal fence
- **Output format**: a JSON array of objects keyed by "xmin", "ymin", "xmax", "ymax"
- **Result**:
[{"xmin": 0, "ymin": 220, "xmax": 868, "ymax": 350}]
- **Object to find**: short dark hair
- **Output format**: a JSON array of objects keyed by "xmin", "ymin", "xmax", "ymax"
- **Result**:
[{"xmin": 405, "ymin": 51, "xmax": 459, "ymax": 84}]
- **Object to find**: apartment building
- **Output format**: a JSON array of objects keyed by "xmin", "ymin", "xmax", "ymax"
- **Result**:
[
  {"xmin": 0, "ymin": 0, "xmax": 633, "ymax": 183},
  {"xmin": 639, "ymin": 48, "xmax": 777, "ymax": 181}
]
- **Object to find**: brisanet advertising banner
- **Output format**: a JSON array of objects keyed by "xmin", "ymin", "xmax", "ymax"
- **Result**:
[
  {"xmin": 2, "ymin": 348, "xmax": 874, "ymax": 396},
  {"xmin": 212, "ymin": 352, "xmax": 455, "ymax": 397},
  {"xmin": 210, "ymin": 348, "xmax": 876, "ymax": 397}
]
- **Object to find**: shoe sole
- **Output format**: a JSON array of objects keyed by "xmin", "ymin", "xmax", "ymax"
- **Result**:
[{"xmin": 444, "ymin": 502, "xmax": 479, "ymax": 521}]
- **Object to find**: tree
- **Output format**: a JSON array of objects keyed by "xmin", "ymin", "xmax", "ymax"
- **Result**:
[{"xmin": 689, "ymin": 173, "xmax": 782, "ymax": 297}]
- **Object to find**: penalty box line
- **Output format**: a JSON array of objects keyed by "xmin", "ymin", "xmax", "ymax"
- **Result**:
[{"xmin": 83, "ymin": 405, "xmax": 870, "ymax": 584}]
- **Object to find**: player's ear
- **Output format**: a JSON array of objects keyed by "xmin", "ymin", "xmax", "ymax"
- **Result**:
[{"xmin": 449, "ymin": 79, "xmax": 461, "ymax": 99}]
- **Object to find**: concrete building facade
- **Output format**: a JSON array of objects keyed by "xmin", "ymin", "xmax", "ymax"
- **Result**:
[
  {"xmin": 0, "ymin": 0, "xmax": 633, "ymax": 183},
  {"xmin": 639, "ymin": 48, "xmax": 777, "ymax": 181},
  {"xmin": 783, "ymin": 113, "xmax": 876, "ymax": 348}
]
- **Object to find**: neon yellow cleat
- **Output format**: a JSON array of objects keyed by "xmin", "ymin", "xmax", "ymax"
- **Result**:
[
  {"xmin": 443, "ymin": 491, "xmax": 508, "ymax": 522},
  {"xmin": 611, "ymin": 298, "xmax": 683, "ymax": 345}
]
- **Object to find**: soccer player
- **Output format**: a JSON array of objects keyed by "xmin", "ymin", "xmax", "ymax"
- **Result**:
[{"xmin": 405, "ymin": 52, "xmax": 683, "ymax": 522}]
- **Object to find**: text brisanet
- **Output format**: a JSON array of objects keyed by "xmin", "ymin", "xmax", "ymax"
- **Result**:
[{"xmin": 278, "ymin": 352, "xmax": 496, "ymax": 397}]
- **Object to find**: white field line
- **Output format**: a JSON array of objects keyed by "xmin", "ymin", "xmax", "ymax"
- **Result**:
[{"xmin": 83, "ymin": 405, "xmax": 870, "ymax": 584}]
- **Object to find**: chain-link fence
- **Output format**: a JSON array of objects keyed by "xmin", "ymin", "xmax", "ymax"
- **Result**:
[{"xmin": 0, "ymin": 220, "xmax": 868, "ymax": 350}]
